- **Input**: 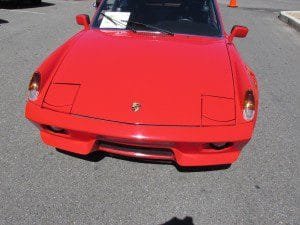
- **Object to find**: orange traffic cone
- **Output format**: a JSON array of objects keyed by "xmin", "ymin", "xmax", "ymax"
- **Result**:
[{"xmin": 228, "ymin": 0, "xmax": 238, "ymax": 7}]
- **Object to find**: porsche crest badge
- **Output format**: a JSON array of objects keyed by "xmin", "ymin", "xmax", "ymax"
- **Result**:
[{"xmin": 131, "ymin": 102, "xmax": 141, "ymax": 112}]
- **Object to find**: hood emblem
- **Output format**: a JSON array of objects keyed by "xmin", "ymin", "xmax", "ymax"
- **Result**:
[{"xmin": 131, "ymin": 102, "xmax": 141, "ymax": 112}]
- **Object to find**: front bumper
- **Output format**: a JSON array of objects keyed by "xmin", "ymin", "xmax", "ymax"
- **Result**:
[{"xmin": 25, "ymin": 102, "xmax": 254, "ymax": 167}]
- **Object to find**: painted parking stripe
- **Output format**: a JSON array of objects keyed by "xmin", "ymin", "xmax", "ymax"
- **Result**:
[{"xmin": 0, "ymin": 9, "xmax": 45, "ymax": 15}]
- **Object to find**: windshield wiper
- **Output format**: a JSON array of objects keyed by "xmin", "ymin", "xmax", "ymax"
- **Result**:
[
  {"xmin": 99, "ymin": 12, "xmax": 137, "ymax": 32},
  {"xmin": 99, "ymin": 13, "xmax": 173, "ymax": 35},
  {"xmin": 128, "ymin": 21, "xmax": 174, "ymax": 36}
]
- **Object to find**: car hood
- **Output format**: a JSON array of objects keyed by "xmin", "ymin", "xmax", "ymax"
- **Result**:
[{"xmin": 52, "ymin": 30, "xmax": 234, "ymax": 126}]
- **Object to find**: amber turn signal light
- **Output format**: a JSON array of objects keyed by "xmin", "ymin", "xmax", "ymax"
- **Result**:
[
  {"xmin": 28, "ymin": 72, "xmax": 41, "ymax": 101},
  {"xmin": 243, "ymin": 90, "xmax": 255, "ymax": 121}
]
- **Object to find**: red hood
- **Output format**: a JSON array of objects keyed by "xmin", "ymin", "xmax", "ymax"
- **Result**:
[{"xmin": 52, "ymin": 30, "xmax": 234, "ymax": 126}]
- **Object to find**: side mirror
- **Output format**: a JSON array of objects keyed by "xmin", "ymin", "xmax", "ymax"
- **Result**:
[
  {"xmin": 76, "ymin": 14, "xmax": 90, "ymax": 30},
  {"xmin": 228, "ymin": 25, "xmax": 249, "ymax": 43}
]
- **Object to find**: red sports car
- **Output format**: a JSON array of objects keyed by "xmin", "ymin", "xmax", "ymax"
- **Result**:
[{"xmin": 25, "ymin": 0, "xmax": 259, "ymax": 167}]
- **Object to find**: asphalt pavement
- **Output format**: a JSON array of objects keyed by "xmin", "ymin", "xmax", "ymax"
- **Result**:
[{"xmin": 0, "ymin": 0, "xmax": 299, "ymax": 224}]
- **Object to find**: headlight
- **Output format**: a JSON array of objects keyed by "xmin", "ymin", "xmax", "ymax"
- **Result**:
[
  {"xmin": 28, "ymin": 72, "xmax": 41, "ymax": 101},
  {"xmin": 201, "ymin": 96, "xmax": 235, "ymax": 126},
  {"xmin": 243, "ymin": 90, "xmax": 255, "ymax": 121}
]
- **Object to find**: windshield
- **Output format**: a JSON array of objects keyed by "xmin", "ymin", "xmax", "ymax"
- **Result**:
[{"xmin": 93, "ymin": 0, "xmax": 222, "ymax": 37}]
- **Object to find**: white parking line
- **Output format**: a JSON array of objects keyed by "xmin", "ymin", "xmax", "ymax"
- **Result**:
[{"xmin": 0, "ymin": 9, "xmax": 45, "ymax": 15}]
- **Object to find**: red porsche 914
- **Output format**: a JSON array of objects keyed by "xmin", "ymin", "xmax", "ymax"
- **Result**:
[{"xmin": 25, "ymin": 0, "xmax": 259, "ymax": 167}]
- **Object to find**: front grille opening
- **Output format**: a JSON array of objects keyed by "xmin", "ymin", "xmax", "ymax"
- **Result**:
[
  {"xmin": 98, "ymin": 141, "xmax": 173, "ymax": 157},
  {"xmin": 43, "ymin": 125, "xmax": 68, "ymax": 134}
]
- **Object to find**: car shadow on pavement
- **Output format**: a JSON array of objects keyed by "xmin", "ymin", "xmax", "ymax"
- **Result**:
[
  {"xmin": 56, "ymin": 148, "xmax": 105, "ymax": 162},
  {"xmin": 0, "ymin": 19, "xmax": 9, "ymax": 24},
  {"xmin": 56, "ymin": 149, "xmax": 231, "ymax": 172},
  {"xmin": 175, "ymin": 164, "xmax": 231, "ymax": 172},
  {"xmin": 113, "ymin": 154, "xmax": 231, "ymax": 173},
  {"xmin": 109, "ymin": 155, "xmax": 231, "ymax": 172},
  {"xmin": 0, "ymin": 1, "xmax": 54, "ymax": 9},
  {"xmin": 161, "ymin": 217, "xmax": 194, "ymax": 225}
]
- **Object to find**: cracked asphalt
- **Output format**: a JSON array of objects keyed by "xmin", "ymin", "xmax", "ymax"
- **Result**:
[{"xmin": 0, "ymin": 0, "xmax": 299, "ymax": 224}]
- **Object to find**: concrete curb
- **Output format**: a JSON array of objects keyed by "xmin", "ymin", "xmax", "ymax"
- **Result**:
[{"xmin": 278, "ymin": 11, "xmax": 300, "ymax": 32}]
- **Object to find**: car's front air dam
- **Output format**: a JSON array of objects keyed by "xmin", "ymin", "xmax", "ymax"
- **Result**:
[
  {"xmin": 40, "ymin": 130, "xmax": 96, "ymax": 155},
  {"xmin": 26, "ymin": 102, "xmax": 253, "ymax": 166},
  {"xmin": 40, "ymin": 130, "xmax": 246, "ymax": 166}
]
